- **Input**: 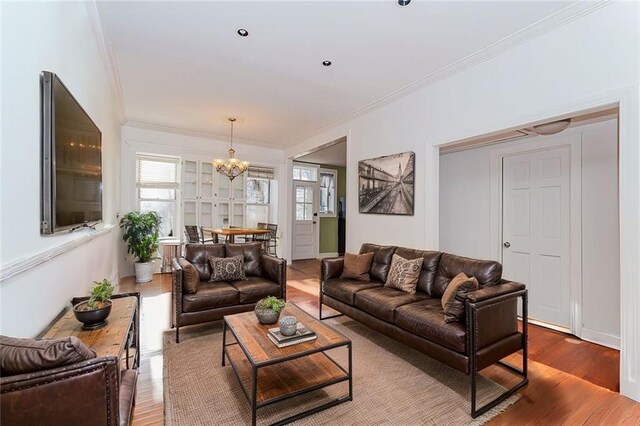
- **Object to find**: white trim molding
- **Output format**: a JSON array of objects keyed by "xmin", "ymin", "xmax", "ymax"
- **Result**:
[
  {"xmin": 581, "ymin": 327, "xmax": 621, "ymax": 351},
  {"xmin": 317, "ymin": 252, "xmax": 339, "ymax": 259},
  {"xmin": 0, "ymin": 225, "xmax": 115, "ymax": 283}
]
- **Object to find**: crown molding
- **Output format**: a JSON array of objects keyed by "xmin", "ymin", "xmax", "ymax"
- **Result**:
[
  {"xmin": 284, "ymin": 0, "xmax": 614, "ymax": 147},
  {"xmin": 84, "ymin": 0, "xmax": 126, "ymax": 120},
  {"xmin": 123, "ymin": 120, "xmax": 285, "ymax": 150}
]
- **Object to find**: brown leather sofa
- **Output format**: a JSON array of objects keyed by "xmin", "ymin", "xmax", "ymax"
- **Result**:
[
  {"xmin": 1, "ymin": 341, "xmax": 137, "ymax": 426},
  {"xmin": 172, "ymin": 242, "xmax": 286, "ymax": 342},
  {"xmin": 320, "ymin": 243, "xmax": 528, "ymax": 418}
]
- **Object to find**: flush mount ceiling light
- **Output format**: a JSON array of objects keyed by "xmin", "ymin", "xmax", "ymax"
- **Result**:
[
  {"xmin": 322, "ymin": 60, "xmax": 332, "ymax": 67},
  {"xmin": 237, "ymin": 28, "xmax": 249, "ymax": 37},
  {"xmin": 398, "ymin": 0, "xmax": 411, "ymax": 6},
  {"xmin": 532, "ymin": 119, "xmax": 572, "ymax": 135},
  {"xmin": 213, "ymin": 118, "xmax": 249, "ymax": 181}
]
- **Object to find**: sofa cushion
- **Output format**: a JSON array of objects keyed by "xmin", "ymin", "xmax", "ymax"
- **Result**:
[
  {"xmin": 226, "ymin": 243, "xmax": 263, "ymax": 277},
  {"xmin": 395, "ymin": 299, "xmax": 467, "ymax": 353},
  {"xmin": 209, "ymin": 255, "xmax": 246, "ymax": 282},
  {"xmin": 395, "ymin": 247, "xmax": 442, "ymax": 296},
  {"xmin": 441, "ymin": 272, "xmax": 479, "ymax": 323},
  {"xmin": 185, "ymin": 243, "xmax": 225, "ymax": 282},
  {"xmin": 322, "ymin": 278, "xmax": 382, "ymax": 305},
  {"xmin": 178, "ymin": 258, "xmax": 200, "ymax": 294},
  {"xmin": 0, "ymin": 335, "xmax": 96, "ymax": 376},
  {"xmin": 341, "ymin": 252, "xmax": 374, "ymax": 281},
  {"xmin": 359, "ymin": 243, "xmax": 397, "ymax": 283},
  {"xmin": 432, "ymin": 253, "xmax": 502, "ymax": 298},
  {"xmin": 182, "ymin": 282, "xmax": 239, "ymax": 312},
  {"xmin": 385, "ymin": 254, "xmax": 423, "ymax": 294},
  {"xmin": 230, "ymin": 276, "xmax": 281, "ymax": 303},
  {"xmin": 354, "ymin": 287, "xmax": 429, "ymax": 323}
]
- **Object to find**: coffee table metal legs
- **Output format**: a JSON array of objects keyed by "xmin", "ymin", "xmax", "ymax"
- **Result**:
[{"xmin": 221, "ymin": 321, "xmax": 227, "ymax": 366}]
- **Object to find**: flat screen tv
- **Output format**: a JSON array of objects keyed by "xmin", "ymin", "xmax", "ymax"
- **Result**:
[{"xmin": 41, "ymin": 71, "xmax": 102, "ymax": 234}]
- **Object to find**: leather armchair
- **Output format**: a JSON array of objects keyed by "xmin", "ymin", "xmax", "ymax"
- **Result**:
[{"xmin": 1, "ymin": 356, "xmax": 137, "ymax": 426}]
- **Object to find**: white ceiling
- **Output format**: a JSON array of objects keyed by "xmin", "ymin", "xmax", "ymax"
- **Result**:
[
  {"xmin": 96, "ymin": 1, "xmax": 577, "ymax": 147},
  {"xmin": 297, "ymin": 139, "xmax": 347, "ymax": 167}
]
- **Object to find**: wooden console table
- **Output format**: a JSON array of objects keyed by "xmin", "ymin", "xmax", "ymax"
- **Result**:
[{"xmin": 42, "ymin": 293, "xmax": 141, "ymax": 371}]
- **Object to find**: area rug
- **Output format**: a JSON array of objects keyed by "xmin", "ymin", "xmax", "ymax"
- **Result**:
[{"xmin": 164, "ymin": 317, "xmax": 520, "ymax": 425}]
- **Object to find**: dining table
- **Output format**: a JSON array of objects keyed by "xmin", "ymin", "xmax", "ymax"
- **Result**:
[{"xmin": 202, "ymin": 227, "xmax": 272, "ymax": 244}]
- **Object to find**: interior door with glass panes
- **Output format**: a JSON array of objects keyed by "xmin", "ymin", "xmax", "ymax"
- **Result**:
[
  {"xmin": 215, "ymin": 174, "xmax": 245, "ymax": 228},
  {"xmin": 292, "ymin": 181, "xmax": 318, "ymax": 260}
]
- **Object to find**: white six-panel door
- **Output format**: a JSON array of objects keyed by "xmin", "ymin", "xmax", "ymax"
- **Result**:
[{"xmin": 502, "ymin": 146, "xmax": 571, "ymax": 328}]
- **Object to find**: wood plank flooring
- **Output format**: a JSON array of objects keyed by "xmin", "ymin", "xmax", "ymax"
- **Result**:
[{"xmin": 119, "ymin": 259, "xmax": 638, "ymax": 425}]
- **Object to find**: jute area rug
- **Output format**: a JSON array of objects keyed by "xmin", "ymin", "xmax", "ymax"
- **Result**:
[{"xmin": 164, "ymin": 317, "xmax": 520, "ymax": 425}]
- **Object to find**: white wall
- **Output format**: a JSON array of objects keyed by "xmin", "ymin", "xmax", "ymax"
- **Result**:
[
  {"xmin": 0, "ymin": 2, "xmax": 123, "ymax": 336},
  {"xmin": 439, "ymin": 119, "xmax": 620, "ymax": 345},
  {"xmin": 286, "ymin": 2, "xmax": 639, "ymax": 400},
  {"xmin": 119, "ymin": 124, "xmax": 286, "ymax": 277}
]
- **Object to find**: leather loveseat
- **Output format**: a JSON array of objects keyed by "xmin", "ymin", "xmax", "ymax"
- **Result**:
[
  {"xmin": 320, "ymin": 243, "xmax": 528, "ymax": 418},
  {"xmin": 172, "ymin": 242, "xmax": 286, "ymax": 342}
]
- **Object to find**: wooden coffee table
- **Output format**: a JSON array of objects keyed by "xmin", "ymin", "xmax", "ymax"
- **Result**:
[{"xmin": 222, "ymin": 304, "xmax": 352, "ymax": 426}]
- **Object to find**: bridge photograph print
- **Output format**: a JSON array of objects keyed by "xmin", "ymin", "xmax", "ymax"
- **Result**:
[{"xmin": 358, "ymin": 151, "xmax": 415, "ymax": 215}]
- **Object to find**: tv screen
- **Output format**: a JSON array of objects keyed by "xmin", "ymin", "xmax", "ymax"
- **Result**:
[{"xmin": 41, "ymin": 71, "xmax": 102, "ymax": 234}]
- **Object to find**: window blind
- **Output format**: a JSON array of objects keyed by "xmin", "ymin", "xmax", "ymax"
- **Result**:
[
  {"xmin": 136, "ymin": 154, "xmax": 180, "ymax": 189},
  {"xmin": 248, "ymin": 166, "xmax": 275, "ymax": 180}
]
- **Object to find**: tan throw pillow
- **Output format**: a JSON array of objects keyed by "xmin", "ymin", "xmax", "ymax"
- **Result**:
[
  {"xmin": 341, "ymin": 252, "xmax": 374, "ymax": 281},
  {"xmin": 385, "ymin": 254, "xmax": 424, "ymax": 294},
  {"xmin": 178, "ymin": 258, "xmax": 199, "ymax": 294},
  {"xmin": 209, "ymin": 255, "xmax": 246, "ymax": 282},
  {"xmin": 441, "ymin": 272, "xmax": 479, "ymax": 323}
]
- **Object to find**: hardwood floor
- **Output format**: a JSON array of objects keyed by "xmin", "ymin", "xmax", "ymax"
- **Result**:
[{"xmin": 119, "ymin": 259, "xmax": 638, "ymax": 425}]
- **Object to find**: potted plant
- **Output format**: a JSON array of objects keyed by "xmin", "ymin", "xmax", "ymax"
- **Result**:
[
  {"xmin": 255, "ymin": 296, "xmax": 286, "ymax": 324},
  {"xmin": 73, "ymin": 279, "xmax": 115, "ymax": 329},
  {"xmin": 120, "ymin": 211, "xmax": 161, "ymax": 283}
]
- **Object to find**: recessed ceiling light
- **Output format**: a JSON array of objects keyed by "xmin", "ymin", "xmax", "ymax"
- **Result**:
[
  {"xmin": 237, "ymin": 29, "xmax": 249, "ymax": 37},
  {"xmin": 397, "ymin": 0, "xmax": 411, "ymax": 6},
  {"xmin": 322, "ymin": 60, "xmax": 332, "ymax": 67}
]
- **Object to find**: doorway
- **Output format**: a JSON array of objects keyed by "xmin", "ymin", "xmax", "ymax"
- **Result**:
[
  {"xmin": 292, "ymin": 137, "xmax": 347, "ymax": 260},
  {"xmin": 438, "ymin": 109, "xmax": 621, "ymax": 391}
]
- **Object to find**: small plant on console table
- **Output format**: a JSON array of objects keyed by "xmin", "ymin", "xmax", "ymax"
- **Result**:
[
  {"xmin": 254, "ymin": 296, "xmax": 286, "ymax": 324},
  {"xmin": 120, "ymin": 211, "xmax": 162, "ymax": 283},
  {"xmin": 73, "ymin": 279, "xmax": 115, "ymax": 330}
]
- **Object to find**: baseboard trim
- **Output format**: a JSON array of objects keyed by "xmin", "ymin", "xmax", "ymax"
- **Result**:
[
  {"xmin": 0, "ymin": 225, "xmax": 115, "ymax": 283},
  {"xmin": 317, "ymin": 252, "xmax": 339, "ymax": 259},
  {"xmin": 581, "ymin": 327, "xmax": 620, "ymax": 350}
]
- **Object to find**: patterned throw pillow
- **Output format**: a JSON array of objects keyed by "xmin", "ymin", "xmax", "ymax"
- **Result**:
[
  {"xmin": 385, "ymin": 254, "xmax": 424, "ymax": 294},
  {"xmin": 208, "ymin": 255, "xmax": 246, "ymax": 282},
  {"xmin": 441, "ymin": 272, "xmax": 479, "ymax": 323}
]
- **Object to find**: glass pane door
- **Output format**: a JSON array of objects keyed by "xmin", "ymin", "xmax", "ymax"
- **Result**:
[
  {"xmin": 232, "ymin": 174, "xmax": 246, "ymax": 200},
  {"xmin": 199, "ymin": 162, "xmax": 214, "ymax": 199},
  {"xmin": 184, "ymin": 200, "xmax": 197, "ymax": 226},
  {"xmin": 183, "ymin": 160, "xmax": 198, "ymax": 198},
  {"xmin": 218, "ymin": 175, "xmax": 230, "ymax": 199},
  {"xmin": 216, "ymin": 202, "xmax": 230, "ymax": 228},
  {"xmin": 199, "ymin": 201, "xmax": 214, "ymax": 228},
  {"xmin": 232, "ymin": 202, "xmax": 245, "ymax": 227}
]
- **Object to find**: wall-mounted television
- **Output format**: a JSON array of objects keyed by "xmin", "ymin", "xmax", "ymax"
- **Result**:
[{"xmin": 41, "ymin": 71, "xmax": 102, "ymax": 234}]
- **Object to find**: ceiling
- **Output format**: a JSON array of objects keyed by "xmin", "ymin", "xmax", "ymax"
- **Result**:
[
  {"xmin": 96, "ymin": 1, "xmax": 577, "ymax": 147},
  {"xmin": 297, "ymin": 139, "xmax": 347, "ymax": 167}
]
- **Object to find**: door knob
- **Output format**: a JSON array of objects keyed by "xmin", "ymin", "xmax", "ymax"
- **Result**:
[
  {"xmin": 503, "ymin": 242, "xmax": 511, "ymax": 248},
  {"xmin": 312, "ymin": 221, "xmax": 317, "ymax": 224}
]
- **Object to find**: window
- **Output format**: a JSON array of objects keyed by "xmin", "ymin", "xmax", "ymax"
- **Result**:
[
  {"xmin": 136, "ymin": 154, "xmax": 180, "ymax": 238},
  {"xmin": 319, "ymin": 169, "xmax": 337, "ymax": 217},
  {"xmin": 295, "ymin": 186, "xmax": 314, "ymax": 221},
  {"xmin": 245, "ymin": 166, "xmax": 274, "ymax": 227},
  {"xmin": 293, "ymin": 164, "xmax": 317, "ymax": 182}
]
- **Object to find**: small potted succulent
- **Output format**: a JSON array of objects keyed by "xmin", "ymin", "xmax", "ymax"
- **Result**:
[
  {"xmin": 73, "ymin": 279, "xmax": 115, "ymax": 329},
  {"xmin": 254, "ymin": 296, "xmax": 286, "ymax": 324}
]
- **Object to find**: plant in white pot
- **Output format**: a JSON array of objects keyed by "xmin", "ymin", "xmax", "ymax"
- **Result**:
[{"xmin": 120, "ymin": 211, "xmax": 161, "ymax": 283}]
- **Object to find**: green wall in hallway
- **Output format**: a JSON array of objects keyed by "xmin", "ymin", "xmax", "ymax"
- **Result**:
[{"xmin": 319, "ymin": 165, "xmax": 346, "ymax": 254}]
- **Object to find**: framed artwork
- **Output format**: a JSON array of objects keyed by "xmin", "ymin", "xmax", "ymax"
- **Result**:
[{"xmin": 358, "ymin": 151, "xmax": 415, "ymax": 215}]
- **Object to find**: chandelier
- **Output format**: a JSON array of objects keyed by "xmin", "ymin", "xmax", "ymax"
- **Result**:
[{"xmin": 214, "ymin": 117, "xmax": 249, "ymax": 181}]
